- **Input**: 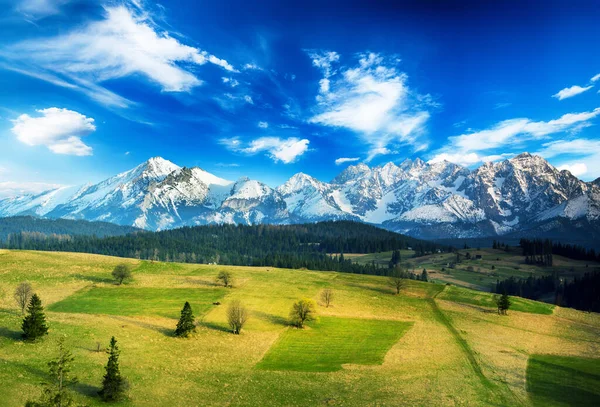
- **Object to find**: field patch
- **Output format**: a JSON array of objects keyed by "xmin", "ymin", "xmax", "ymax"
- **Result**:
[
  {"xmin": 256, "ymin": 316, "xmax": 412, "ymax": 372},
  {"xmin": 526, "ymin": 354, "xmax": 600, "ymax": 406},
  {"xmin": 438, "ymin": 285, "xmax": 554, "ymax": 315},
  {"xmin": 48, "ymin": 286, "xmax": 226, "ymax": 318}
]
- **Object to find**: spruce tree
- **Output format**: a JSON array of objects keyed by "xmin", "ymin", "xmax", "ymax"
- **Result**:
[
  {"xmin": 496, "ymin": 293, "xmax": 511, "ymax": 315},
  {"xmin": 22, "ymin": 294, "xmax": 49, "ymax": 341},
  {"xmin": 99, "ymin": 337, "xmax": 127, "ymax": 402},
  {"xmin": 26, "ymin": 338, "xmax": 79, "ymax": 407},
  {"xmin": 174, "ymin": 301, "xmax": 196, "ymax": 337}
]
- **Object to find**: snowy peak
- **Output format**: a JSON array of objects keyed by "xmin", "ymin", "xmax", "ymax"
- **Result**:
[
  {"xmin": 332, "ymin": 163, "xmax": 371, "ymax": 184},
  {"xmin": 277, "ymin": 173, "xmax": 326, "ymax": 196},
  {"xmin": 136, "ymin": 157, "xmax": 181, "ymax": 180},
  {"xmin": 0, "ymin": 153, "xmax": 598, "ymax": 240}
]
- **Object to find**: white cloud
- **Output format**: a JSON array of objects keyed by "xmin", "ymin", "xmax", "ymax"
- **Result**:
[
  {"xmin": 244, "ymin": 95, "xmax": 254, "ymax": 105},
  {"xmin": 243, "ymin": 63, "xmax": 261, "ymax": 70},
  {"xmin": 11, "ymin": 107, "xmax": 96, "ymax": 156},
  {"xmin": 335, "ymin": 157, "xmax": 360, "ymax": 165},
  {"xmin": 258, "ymin": 121, "xmax": 269, "ymax": 129},
  {"xmin": 591, "ymin": 73, "xmax": 600, "ymax": 83},
  {"xmin": 221, "ymin": 136, "xmax": 310, "ymax": 164},
  {"xmin": 429, "ymin": 109, "xmax": 600, "ymax": 169},
  {"xmin": 16, "ymin": 0, "xmax": 69, "ymax": 19},
  {"xmin": 558, "ymin": 163, "xmax": 588, "ymax": 177},
  {"xmin": 0, "ymin": 181, "xmax": 64, "ymax": 199},
  {"xmin": 222, "ymin": 77, "xmax": 240, "ymax": 87},
  {"xmin": 447, "ymin": 108, "xmax": 600, "ymax": 153},
  {"xmin": 428, "ymin": 152, "xmax": 481, "ymax": 166},
  {"xmin": 308, "ymin": 51, "xmax": 431, "ymax": 161},
  {"xmin": 552, "ymin": 85, "xmax": 593, "ymax": 100},
  {"xmin": 534, "ymin": 138, "xmax": 600, "ymax": 180},
  {"xmin": 6, "ymin": 5, "xmax": 236, "ymax": 104}
]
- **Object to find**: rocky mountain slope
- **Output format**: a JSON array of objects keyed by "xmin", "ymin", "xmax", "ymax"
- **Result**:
[{"xmin": 1, "ymin": 154, "xmax": 598, "ymax": 239}]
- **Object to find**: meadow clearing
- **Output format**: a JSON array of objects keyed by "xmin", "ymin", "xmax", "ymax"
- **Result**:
[
  {"xmin": 351, "ymin": 247, "xmax": 600, "ymax": 292},
  {"xmin": 0, "ymin": 249, "xmax": 599, "ymax": 406}
]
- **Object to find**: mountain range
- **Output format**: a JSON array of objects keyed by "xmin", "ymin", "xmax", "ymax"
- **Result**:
[{"xmin": 1, "ymin": 153, "xmax": 599, "ymax": 241}]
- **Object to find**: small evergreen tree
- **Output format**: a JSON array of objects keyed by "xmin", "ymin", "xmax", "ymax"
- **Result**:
[
  {"xmin": 22, "ymin": 294, "xmax": 49, "ymax": 341},
  {"xmin": 99, "ymin": 337, "xmax": 128, "ymax": 402},
  {"xmin": 174, "ymin": 301, "xmax": 196, "ymax": 337},
  {"xmin": 421, "ymin": 269, "xmax": 428, "ymax": 282},
  {"xmin": 25, "ymin": 337, "xmax": 79, "ymax": 407}
]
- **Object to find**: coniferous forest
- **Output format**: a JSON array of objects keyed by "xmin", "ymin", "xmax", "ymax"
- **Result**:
[{"xmin": 1, "ymin": 221, "xmax": 448, "ymax": 276}]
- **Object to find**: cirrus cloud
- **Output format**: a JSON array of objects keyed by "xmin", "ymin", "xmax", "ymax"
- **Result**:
[
  {"xmin": 5, "ymin": 5, "xmax": 236, "ymax": 106},
  {"xmin": 11, "ymin": 107, "xmax": 96, "ymax": 156}
]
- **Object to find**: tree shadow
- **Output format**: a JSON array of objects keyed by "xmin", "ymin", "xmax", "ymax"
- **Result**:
[
  {"xmin": 252, "ymin": 311, "xmax": 289, "ymax": 326},
  {"xmin": 73, "ymin": 382, "xmax": 101, "ymax": 398},
  {"xmin": 107, "ymin": 316, "xmax": 174, "ymax": 337},
  {"xmin": 346, "ymin": 282, "xmax": 392, "ymax": 295},
  {"xmin": 197, "ymin": 320, "xmax": 231, "ymax": 333},
  {"xmin": 72, "ymin": 274, "xmax": 113, "ymax": 284},
  {"xmin": 0, "ymin": 326, "xmax": 22, "ymax": 340},
  {"xmin": 0, "ymin": 358, "xmax": 47, "ymax": 379}
]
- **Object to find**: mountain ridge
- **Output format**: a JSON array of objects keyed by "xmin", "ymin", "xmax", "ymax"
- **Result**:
[{"xmin": 1, "ymin": 153, "xmax": 598, "ymax": 240}]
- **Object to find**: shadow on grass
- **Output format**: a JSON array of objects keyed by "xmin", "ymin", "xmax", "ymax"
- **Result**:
[
  {"xmin": 0, "ymin": 358, "xmax": 47, "ymax": 379},
  {"xmin": 72, "ymin": 274, "xmax": 114, "ymax": 284},
  {"xmin": 73, "ymin": 382, "xmax": 101, "ymax": 398},
  {"xmin": 345, "ymin": 282, "xmax": 392, "ymax": 295},
  {"xmin": 253, "ymin": 311, "xmax": 289, "ymax": 327},
  {"xmin": 197, "ymin": 320, "xmax": 231, "ymax": 333},
  {"xmin": 0, "ymin": 327, "xmax": 22, "ymax": 340},
  {"xmin": 108, "ymin": 316, "xmax": 174, "ymax": 337}
]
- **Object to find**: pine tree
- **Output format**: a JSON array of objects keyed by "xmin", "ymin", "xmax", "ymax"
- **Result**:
[
  {"xmin": 99, "ymin": 337, "xmax": 127, "ymax": 402},
  {"xmin": 22, "ymin": 294, "xmax": 48, "ymax": 341},
  {"xmin": 174, "ymin": 301, "xmax": 196, "ymax": 337},
  {"xmin": 421, "ymin": 268, "xmax": 428, "ymax": 282},
  {"xmin": 25, "ymin": 338, "xmax": 79, "ymax": 407}
]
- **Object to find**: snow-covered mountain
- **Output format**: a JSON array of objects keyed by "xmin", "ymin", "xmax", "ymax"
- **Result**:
[{"xmin": 1, "ymin": 153, "xmax": 599, "ymax": 239}]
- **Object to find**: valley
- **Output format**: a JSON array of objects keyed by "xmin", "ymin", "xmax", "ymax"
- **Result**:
[{"xmin": 1, "ymin": 249, "xmax": 599, "ymax": 406}]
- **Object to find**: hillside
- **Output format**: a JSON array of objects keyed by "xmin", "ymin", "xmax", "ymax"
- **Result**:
[
  {"xmin": 1, "ymin": 154, "xmax": 599, "ymax": 243},
  {"xmin": 0, "ymin": 250, "xmax": 599, "ymax": 406},
  {"xmin": 0, "ymin": 216, "xmax": 140, "ymax": 241},
  {"xmin": 1, "ymin": 221, "xmax": 444, "ymax": 274},
  {"xmin": 351, "ymin": 246, "xmax": 600, "ymax": 292}
]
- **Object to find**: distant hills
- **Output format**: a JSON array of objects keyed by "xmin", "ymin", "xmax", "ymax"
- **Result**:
[
  {"xmin": 0, "ymin": 153, "xmax": 598, "ymax": 242},
  {"xmin": 0, "ymin": 216, "xmax": 140, "ymax": 241}
]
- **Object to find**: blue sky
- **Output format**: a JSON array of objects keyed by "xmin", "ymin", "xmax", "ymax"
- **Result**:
[{"xmin": 0, "ymin": 0, "xmax": 599, "ymax": 196}]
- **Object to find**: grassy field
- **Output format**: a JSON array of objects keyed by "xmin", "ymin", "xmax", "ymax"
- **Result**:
[
  {"xmin": 526, "ymin": 355, "xmax": 600, "ymax": 406},
  {"xmin": 0, "ymin": 249, "xmax": 599, "ymax": 406},
  {"xmin": 257, "ymin": 317, "xmax": 413, "ymax": 372},
  {"xmin": 350, "ymin": 247, "xmax": 600, "ymax": 291}
]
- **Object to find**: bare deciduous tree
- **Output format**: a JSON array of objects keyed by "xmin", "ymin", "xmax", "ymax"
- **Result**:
[
  {"xmin": 321, "ymin": 288, "xmax": 334, "ymax": 308},
  {"xmin": 227, "ymin": 300, "xmax": 248, "ymax": 334},
  {"xmin": 388, "ymin": 268, "xmax": 407, "ymax": 295},
  {"xmin": 14, "ymin": 282, "xmax": 33, "ymax": 314}
]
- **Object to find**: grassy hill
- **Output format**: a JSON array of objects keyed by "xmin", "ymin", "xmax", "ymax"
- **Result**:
[
  {"xmin": 350, "ymin": 246, "xmax": 600, "ymax": 292},
  {"xmin": 0, "ymin": 249, "xmax": 599, "ymax": 406}
]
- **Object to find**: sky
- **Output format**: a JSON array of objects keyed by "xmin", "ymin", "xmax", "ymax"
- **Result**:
[{"xmin": 0, "ymin": 0, "xmax": 599, "ymax": 197}]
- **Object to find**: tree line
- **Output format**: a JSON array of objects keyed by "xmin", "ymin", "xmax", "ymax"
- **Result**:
[
  {"xmin": 2, "ymin": 221, "xmax": 449, "ymax": 277},
  {"xmin": 495, "ymin": 271, "xmax": 600, "ymax": 313}
]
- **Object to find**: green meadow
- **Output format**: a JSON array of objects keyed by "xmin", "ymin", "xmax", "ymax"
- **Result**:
[{"xmin": 0, "ymin": 249, "xmax": 599, "ymax": 406}]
